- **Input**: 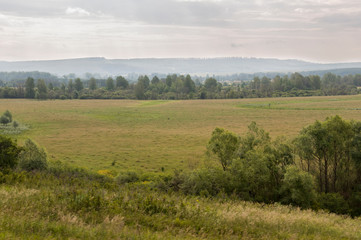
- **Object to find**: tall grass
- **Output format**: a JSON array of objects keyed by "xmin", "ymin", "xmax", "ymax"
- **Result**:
[{"xmin": 0, "ymin": 163, "xmax": 360, "ymax": 239}]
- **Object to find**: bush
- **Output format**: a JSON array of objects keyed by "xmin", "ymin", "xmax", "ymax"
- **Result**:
[
  {"xmin": 18, "ymin": 139, "xmax": 48, "ymax": 171},
  {"xmin": 0, "ymin": 115, "xmax": 10, "ymax": 125},
  {"xmin": 280, "ymin": 166, "xmax": 317, "ymax": 209},
  {"xmin": 0, "ymin": 135, "xmax": 21, "ymax": 171},
  {"xmin": 181, "ymin": 168, "xmax": 234, "ymax": 196},
  {"xmin": 12, "ymin": 121, "xmax": 19, "ymax": 128},
  {"xmin": 349, "ymin": 190, "xmax": 361, "ymax": 217},
  {"xmin": 3, "ymin": 110, "xmax": 12, "ymax": 122},
  {"xmin": 318, "ymin": 192, "xmax": 349, "ymax": 215},
  {"xmin": 115, "ymin": 171, "xmax": 139, "ymax": 184}
]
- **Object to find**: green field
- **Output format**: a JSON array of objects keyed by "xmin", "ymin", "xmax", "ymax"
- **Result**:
[{"xmin": 1, "ymin": 95, "xmax": 361, "ymax": 173}]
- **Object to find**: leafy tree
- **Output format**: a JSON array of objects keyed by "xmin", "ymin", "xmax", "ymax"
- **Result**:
[
  {"xmin": 48, "ymin": 82, "xmax": 54, "ymax": 91},
  {"xmin": 165, "ymin": 75, "xmax": 174, "ymax": 87},
  {"xmin": 232, "ymin": 122, "xmax": 293, "ymax": 202},
  {"xmin": 25, "ymin": 77, "xmax": 35, "ymax": 98},
  {"xmin": 151, "ymin": 76, "xmax": 160, "ymax": 85},
  {"xmin": 60, "ymin": 83, "xmax": 66, "ymax": 94},
  {"xmin": 0, "ymin": 135, "xmax": 21, "ymax": 171},
  {"xmin": 74, "ymin": 78, "xmax": 84, "ymax": 91},
  {"xmin": 184, "ymin": 75, "xmax": 195, "ymax": 94},
  {"xmin": 295, "ymin": 116, "xmax": 356, "ymax": 195},
  {"xmin": 67, "ymin": 79, "xmax": 74, "ymax": 94},
  {"xmin": 36, "ymin": 79, "xmax": 48, "ymax": 99},
  {"xmin": 204, "ymin": 78, "xmax": 218, "ymax": 91},
  {"xmin": 207, "ymin": 127, "xmax": 239, "ymax": 171},
  {"xmin": 116, "ymin": 76, "xmax": 129, "ymax": 89},
  {"xmin": 134, "ymin": 81, "xmax": 145, "ymax": 100},
  {"xmin": 106, "ymin": 77, "xmax": 115, "ymax": 91},
  {"xmin": 138, "ymin": 75, "xmax": 150, "ymax": 89},
  {"xmin": 18, "ymin": 139, "xmax": 48, "ymax": 171},
  {"xmin": 89, "ymin": 78, "xmax": 97, "ymax": 90}
]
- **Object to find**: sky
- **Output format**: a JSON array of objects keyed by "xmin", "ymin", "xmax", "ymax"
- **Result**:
[{"xmin": 0, "ymin": 0, "xmax": 360, "ymax": 62}]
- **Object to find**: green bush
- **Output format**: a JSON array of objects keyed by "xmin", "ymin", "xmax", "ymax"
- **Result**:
[
  {"xmin": 318, "ymin": 192, "xmax": 349, "ymax": 215},
  {"xmin": 115, "ymin": 171, "xmax": 139, "ymax": 184},
  {"xmin": 181, "ymin": 168, "xmax": 234, "ymax": 196},
  {"xmin": 12, "ymin": 121, "xmax": 19, "ymax": 128},
  {"xmin": 0, "ymin": 115, "xmax": 10, "ymax": 125},
  {"xmin": 0, "ymin": 135, "xmax": 21, "ymax": 171},
  {"xmin": 349, "ymin": 190, "xmax": 361, "ymax": 217},
  {"xmin": 280, "ymin": 166, "xmax": 317, "ymax": 209},
  {"xmin": 3, "ymin": 110, "xmax": 12, "ymax": 122},
  {"xmin": 18, "ymin": 139, "xmax": 48, "ymax": 171}
]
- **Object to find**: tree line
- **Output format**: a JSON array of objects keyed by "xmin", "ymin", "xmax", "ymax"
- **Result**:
[{"xmin": 0, "ymin": 72, "xmax": 360, "ymax": 100}]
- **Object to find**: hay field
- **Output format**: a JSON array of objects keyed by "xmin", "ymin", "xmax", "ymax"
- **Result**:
[{"xmin": 1, "ymin": 95, "xmax": 361, "ymax": 173}]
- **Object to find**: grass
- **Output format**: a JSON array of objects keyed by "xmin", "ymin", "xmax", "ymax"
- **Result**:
[
  {"xmin": 1, "ymin": 95, "xmax": 361, "ymax": 173},
  {"xmin": 0, "ymin": 167, "xmax": 360, "ymax": 239}
]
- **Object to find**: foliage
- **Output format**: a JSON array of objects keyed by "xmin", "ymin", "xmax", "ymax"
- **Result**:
[
  {"xmin": 1, "ymin": 72, "xmax": 360, "ymax": 100},
  {"xmin": 207, "ymin": 127, "xmax": 239, "ymax": 171},
  {"xmin": 25, "ymin": 77, "xmax": 35, "ymax": 98},
  {"xmin": 1, "ymin": 164, "xmax": 361, "ymax": 239},
  {"xmin": 294, "ymin": 116, "xmax": 359, "ymax": 196},
  {"xmin": 318, "ymin": 193, "xmax": 349, "ymax": 215},
  {"xmin": 106, "ymin": 77, "xmax": 114, "ymax": 91},
  {"xmin": 181, "ymin": 168, "xmax": 234, "ymax": 196},
  {"xmin": 36, "ymin": 79, "xmax": 48, "ymax": 99},
  {"xmin": 280, "ymin": 166, "xmax": 317, "ymax": 209},
  {"xmin": 12, "ymin": 121, "xmax": 18, "ymax": 128},
  {"xmin": 0, "ymin": 135, "xmax": 21, "ymax": 171},
  {"xmin": 18, "ymin": 139, "xmax": 48, "ymax": 171},
  {"xmin": 0, "ymin": 110, "xmax": 12, "ymax": 125},
  {"xmin": 3, "ymin": 110, "xmax": 12, "ymax": 122},
  {"xmin": 0, "ymin": 115, "xmax": 10, "ymax": 125},
  {"xmin": 115, "ymin": 171, "xmax": 139, "ymax": 184}
]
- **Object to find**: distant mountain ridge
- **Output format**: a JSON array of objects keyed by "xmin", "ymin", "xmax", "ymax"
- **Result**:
[{"xmin": 1, "ymin": 57, "xmax": 361, "ymax": 77}]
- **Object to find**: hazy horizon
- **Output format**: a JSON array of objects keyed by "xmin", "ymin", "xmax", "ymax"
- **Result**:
[
  {"xmin": 1, "ymin": 0, "xmax": 361, "ymax": 62},
  {"xmin": 2, "ymin": 56, "xmax": 361, "ymax": 65}
]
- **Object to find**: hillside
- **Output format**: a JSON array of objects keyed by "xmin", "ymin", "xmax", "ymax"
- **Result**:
[
  {"xmin": 1, "ymin": 164, "xmax": 360, "ymax": 239},
  {"xmin": 1, "ymin": 57, "xmax": 361, "ymax": 76}
]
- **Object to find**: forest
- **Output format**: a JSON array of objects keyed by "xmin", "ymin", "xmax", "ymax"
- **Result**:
[{"xmin": 0, "ymin": 72, "xmax": 361, "ymax": 100}]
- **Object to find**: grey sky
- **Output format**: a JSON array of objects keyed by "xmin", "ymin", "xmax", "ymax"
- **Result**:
[{"xmin": 0, "ymin": 0, "xmax": 360, "ymax": 62}]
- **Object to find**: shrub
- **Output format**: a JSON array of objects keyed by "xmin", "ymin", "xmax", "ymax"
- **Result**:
[
  {"xmin": 318, "ymin": 192, "xmax": 349, "ymax": 215},
  {"xmin": 0, "ymin": 135, "xmax": 21, "ymax": 171},
  {"xmin": 349, "ymin": 190, "xmax": 361, "ymax": 217},
  {"xmin": 3, "ymin": 110, "xmax": 12, "ymax": 122},
  {"xmin": 12, "ymin": 121, "xmax": 19, "ymax": 128},
  {"xmin": 181, "ymin": 167, "xmax": 234, "ymax": 196},
  {"xmin": 115, "ymin": 171, "xmax": 139, "ymax": 184},
  {"xmin": 280, "ymin": 166, "xmax": 317, "ymax": 209},
  {"xmin": 0, "ymin": 115, "xmax": 10, "ymax": 125},
  {"xmin": 18, "ymin": 139, "xmax": 48, "ymax": 171}
]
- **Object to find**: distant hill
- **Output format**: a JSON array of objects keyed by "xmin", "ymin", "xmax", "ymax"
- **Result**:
[
  {"xmin": 1, "ymin": 57, "xmax": 361, "ymax": 77},
  {"xmin": 0, "ymin": 71, "xmax": 61, "ymax": 82}
]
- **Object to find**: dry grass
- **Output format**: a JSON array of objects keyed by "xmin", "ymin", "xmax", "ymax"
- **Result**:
[{"xmin": 1, "ymin": 95, "xmax": 361, "ymax": 173}]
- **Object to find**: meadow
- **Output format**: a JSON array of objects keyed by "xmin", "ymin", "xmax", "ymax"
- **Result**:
[
  {"xmin": 1, "ymin": 166, "xmax": 361, "ymax": 240},
  {"xmin": 1, "ymin": 95, "xmax": 361, "ymax": 174}
]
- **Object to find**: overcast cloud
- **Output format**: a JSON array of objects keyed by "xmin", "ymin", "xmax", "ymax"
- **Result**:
[{"xmin": 0, "ymin": 0, "xmax": 360, "ymax": 62}]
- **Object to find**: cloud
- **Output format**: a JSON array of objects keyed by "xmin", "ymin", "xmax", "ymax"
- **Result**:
[
  {"xmin": 0, "ymin": 0, "xmax": 361, "ymax": 61},
  {"xmin": 231, "ymin": 43, "xmax": 244, "ymax": 48},
  {"xmin": 65, "ymin": 7, "xmax": 90, "ymax": 17}
]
